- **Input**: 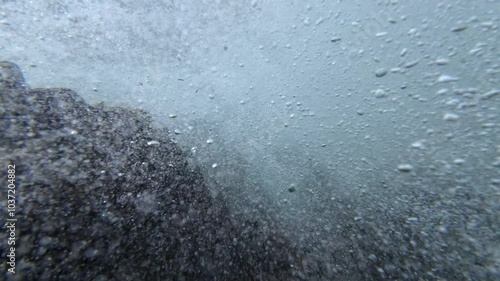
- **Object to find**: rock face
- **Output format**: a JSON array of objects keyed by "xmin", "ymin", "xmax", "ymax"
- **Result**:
[
  {"xmin": 0, "ymin": 61, "xmax": 302, "ymax": 280},
  {"xmin": 1, "ymin": 61, "xmax": 498, "ymax": 281}
]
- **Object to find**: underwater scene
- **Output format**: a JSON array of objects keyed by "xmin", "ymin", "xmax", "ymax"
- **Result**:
[{"xmin": 0, "ymin": 1, "xmax": 499, "ymax": 280}]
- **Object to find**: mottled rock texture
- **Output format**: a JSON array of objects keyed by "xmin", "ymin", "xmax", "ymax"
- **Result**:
[
  {"xmin": 1, "ymin": 61, "xmax": 498, "ymax": 281},
  {"xmin": 0, "ymin": 61, "xmax": 302, "ymax": 281}
]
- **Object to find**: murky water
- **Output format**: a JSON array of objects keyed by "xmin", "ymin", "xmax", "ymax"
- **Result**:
[{"xmin": 1, "ymin": 1, "xmax": 499, "ymax": 280}]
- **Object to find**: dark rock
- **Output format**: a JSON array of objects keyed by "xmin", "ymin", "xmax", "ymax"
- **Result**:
[
  {"xmin": 0, "ymin": 61, "xmax": 304, "ymax": 281},
  {"xmin": 1, "ymin": 61, "xmax": 497, "ymax": 281}
]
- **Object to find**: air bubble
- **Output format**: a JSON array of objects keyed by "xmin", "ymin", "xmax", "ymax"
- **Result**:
[{"xmin": 397, "ymin": 164, "xmax": 413, "ymax": 172}]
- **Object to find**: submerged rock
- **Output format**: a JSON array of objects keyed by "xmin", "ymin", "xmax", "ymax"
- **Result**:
[
  {"xmin": 1, "ymin": 61, "xmax": 497, "ymax": 281},
  {"xmin": 0, "ymin": 61, "xmax": 303, "ymax": 281}
]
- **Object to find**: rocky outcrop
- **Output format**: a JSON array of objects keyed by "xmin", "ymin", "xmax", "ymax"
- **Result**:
[
  {"xmin": 1, "ymin": 61, "xmax": 497, "ymax": 281},
  {"xmin": 0, "ymin": 61, "xmax": 303, "ymax": 281}
]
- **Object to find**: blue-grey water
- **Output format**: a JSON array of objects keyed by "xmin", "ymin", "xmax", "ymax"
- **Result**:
[{"xmin": 1, "ymin": 0, "xmax": 499, "ymax": 280}]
